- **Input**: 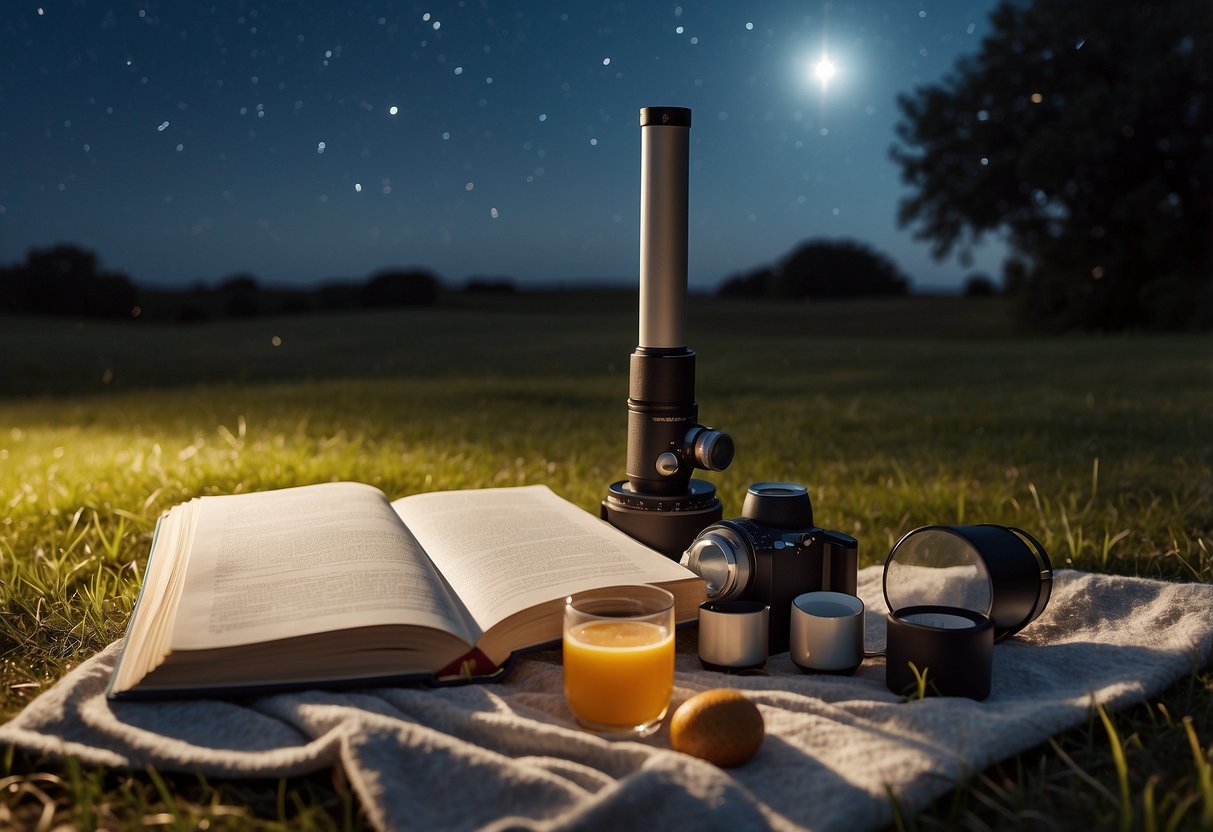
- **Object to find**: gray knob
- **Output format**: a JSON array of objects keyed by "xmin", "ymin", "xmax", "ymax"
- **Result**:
[{"xmin": 655, "ymin": 452, "xmax": 680, "ymax": 476}]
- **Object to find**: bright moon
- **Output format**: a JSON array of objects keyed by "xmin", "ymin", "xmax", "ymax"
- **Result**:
[{"xmin": 814, "ymin": 56, "xmax": 837, "ymax": 87}]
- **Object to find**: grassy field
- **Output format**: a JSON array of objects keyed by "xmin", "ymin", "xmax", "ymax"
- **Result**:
[{"xmin": 1, "ymin": 293, "xmax": 1210, "ymax": 829}]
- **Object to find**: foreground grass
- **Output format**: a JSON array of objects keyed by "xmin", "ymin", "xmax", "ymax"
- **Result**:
[{"xmin": 0, "ymin": 294, "xmax": 1210, "ymax": 828}]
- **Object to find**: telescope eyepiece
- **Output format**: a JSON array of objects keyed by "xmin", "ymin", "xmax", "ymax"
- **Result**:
[
  {"xmin": 690, "ymin": 427, "xmax": 734, "ymax": 472},
  {"xmin": 640, "ymin": 107, "xmax": 692, "ymax": 127}
]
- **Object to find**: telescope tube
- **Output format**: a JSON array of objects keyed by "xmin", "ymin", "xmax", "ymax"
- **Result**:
[
  {"xmin": 601, "ymin": 106, "xmax": 732, "ymax": 559},
  {"xmin": 638, "ymin": 106, "xmax": 691, "ymax": 349}
]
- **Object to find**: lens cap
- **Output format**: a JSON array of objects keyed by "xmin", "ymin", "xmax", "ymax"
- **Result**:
[{"xmin": 883, "ymin": 525, "xmax": 1052, "ymax": 641}]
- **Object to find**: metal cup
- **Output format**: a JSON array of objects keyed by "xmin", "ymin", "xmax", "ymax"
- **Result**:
[
  {"xmin": 790, "ymin": 591, "xmax": 864, "ymax": 674},
  {"xmin": 697, "ymin": 600, "xmax": 770, "ymax": 672}
]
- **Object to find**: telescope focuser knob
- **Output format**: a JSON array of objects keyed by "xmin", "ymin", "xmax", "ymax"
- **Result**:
[{"xmin": 656, "ymin": 452, "xmax": 681, "ymax": 476}]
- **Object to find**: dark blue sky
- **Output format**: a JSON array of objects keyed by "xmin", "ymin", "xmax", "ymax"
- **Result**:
[{"xmin": 1, "ymin": 1, "xmax": 1007, "ymax": 291}]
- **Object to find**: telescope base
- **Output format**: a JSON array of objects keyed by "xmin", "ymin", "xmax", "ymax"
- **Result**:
[{"xmin": 602, "ymin": 479, "xmax": 722, "ymax": 560}]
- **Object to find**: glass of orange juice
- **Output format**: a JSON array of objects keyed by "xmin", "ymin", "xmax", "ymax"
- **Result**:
[{"xmin": 563, "ymin": 585, "xmax": 675, "ymax": 737}]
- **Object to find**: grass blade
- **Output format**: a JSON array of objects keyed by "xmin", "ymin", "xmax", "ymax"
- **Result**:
[
  {"xmin": 1096, "ymin": 704, "xmax": 1133, "ymax": 832},
  {"xmin": 1184, "ymin": 716, "xmax": 1213, "ymax": 828}
]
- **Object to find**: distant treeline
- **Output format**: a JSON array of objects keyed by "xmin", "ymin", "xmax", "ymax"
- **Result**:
[
  {"xmin": 0, "ymin": 239, "xmax": 977, "ymax": 323},
  {"xmin": 0, "ymin": 244, "xmax": 519, "ymax": 322}
]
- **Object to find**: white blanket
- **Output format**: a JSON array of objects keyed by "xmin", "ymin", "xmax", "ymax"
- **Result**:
[{"xmin": 2, "ymin": 567, "xmax": 1211, "ymax": 831}]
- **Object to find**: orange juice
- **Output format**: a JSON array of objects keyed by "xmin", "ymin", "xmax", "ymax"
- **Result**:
[{"xmin": 563, "ymin": 619, "xmax": 674, "ymax": 729}]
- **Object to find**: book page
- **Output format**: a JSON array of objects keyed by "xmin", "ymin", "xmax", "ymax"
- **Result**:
[
  {"xmin": 110, "ymin": 504, "xmax": 197, "ymax": 693},
  {"xmin": 391, "ymin": 485, "xmax": 695, "ymax": 633},
  {"xmin": 172, "ymin": 482, "xmax": 477, "ymax": 650}
]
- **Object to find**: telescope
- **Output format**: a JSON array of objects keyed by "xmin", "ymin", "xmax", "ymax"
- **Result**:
[{"xmin": 602, "ymin": 106, "xmax": 734, "ymax": 559}]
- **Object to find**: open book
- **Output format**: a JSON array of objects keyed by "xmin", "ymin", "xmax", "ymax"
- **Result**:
[{"xmin": 110, "ymin": 483, "xmax": 705, "ymax": 698}]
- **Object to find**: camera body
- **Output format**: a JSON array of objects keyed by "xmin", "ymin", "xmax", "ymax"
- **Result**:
[{"xmin": 681, "ymin": 483, "xmax": 858, "ymax": 653}]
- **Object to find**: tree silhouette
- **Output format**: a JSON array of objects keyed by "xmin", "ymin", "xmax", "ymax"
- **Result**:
[
  {"xmin": 718, "ymin": 266, "xmax": 775, "ymax": 299},
  {"xmin": 216, "ymin": 272, "xmax": 260, "ymax": 318},
  {"xmin": 719, "ymin": 239, "xmax": 909, "ymax": 300},
  {"xmin": 891, "ymin": 0, "xmax": 1212, "ymax": 330},
  {"xmin": 776, "ymin": 239, "xmax": 910, "ymax": 299},
  {"xmin": 361, "ymin": 268, "xmax": 441, "ymax": 307},
  {"xmin": 0, "ymin": 244, "xmax": 137, "ymax": 318}
]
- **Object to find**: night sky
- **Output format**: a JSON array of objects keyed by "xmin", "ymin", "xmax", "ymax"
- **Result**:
[{"xmin": 1, "ymin": 1, "xmax": 1008, "ymax": 292}]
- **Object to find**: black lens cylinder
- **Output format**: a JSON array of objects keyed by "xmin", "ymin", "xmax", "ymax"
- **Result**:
[
  {"xmin": 882, "ymin": 524, "xmax": 1053, "ymax": 642},
  {"xmin": 885, "ymin": 606, "xmax": 994, "ymax": 700}
]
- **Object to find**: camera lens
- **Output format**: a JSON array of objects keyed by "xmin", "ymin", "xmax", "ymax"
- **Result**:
[{"xmin": 680, "ymin": 526, "xmax": 750, "ymax": 599}]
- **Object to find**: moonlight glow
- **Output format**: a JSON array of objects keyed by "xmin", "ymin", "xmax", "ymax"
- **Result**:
[{"xmin": 813, "ymin": 55, "xmax": 837, "ymax": 88}]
